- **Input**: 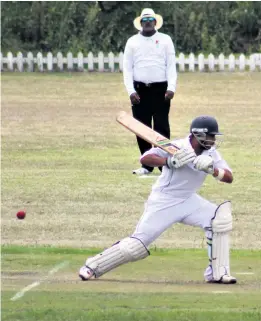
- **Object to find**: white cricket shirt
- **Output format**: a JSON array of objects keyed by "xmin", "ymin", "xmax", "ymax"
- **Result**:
[
  {"xmin": 123, "ymin": 31, "xmax": 177, "ymax": 96},
  {"xmin": 141, "ymin": 135, "xmax": 232, "ymax": 205}
]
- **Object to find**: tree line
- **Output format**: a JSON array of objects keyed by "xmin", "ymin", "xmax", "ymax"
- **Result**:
[{"xmin": 1, "ymin": 1, "xmax": 261, "ymax": 55}]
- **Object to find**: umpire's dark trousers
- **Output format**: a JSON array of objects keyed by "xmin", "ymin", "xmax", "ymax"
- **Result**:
[{"xmin": 132, "ymin": 81, "xmax": 171, "ymax": 172}]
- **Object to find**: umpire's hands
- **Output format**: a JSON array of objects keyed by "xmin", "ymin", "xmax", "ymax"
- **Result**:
[
  {"xmin": 130, "ymin": 92, "xmax": 140, "ymax": 105},
  {"xmin": 165, "ymin": 90, "xmax": 174, "ymax": 101},
  {"xmin": 167, "ymin": 147, "xmax": 196, "ymax": 169}
]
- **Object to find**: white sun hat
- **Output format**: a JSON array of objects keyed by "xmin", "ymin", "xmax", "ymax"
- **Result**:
[{"xmin": 133, "ymin": 8, "xmax": 163, "ymax": 31}]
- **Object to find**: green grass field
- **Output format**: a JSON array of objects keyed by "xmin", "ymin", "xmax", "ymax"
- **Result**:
[
  {"xmin": 1, "ymin": 72, "xmax": 261, "ymax": 320},
  {"xmin": 2, "ymin": 246, "xmax": 261, "ymax": 321}
]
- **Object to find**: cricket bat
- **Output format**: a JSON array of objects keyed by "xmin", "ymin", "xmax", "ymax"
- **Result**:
[{"xmin": 116, "ymin": 111, "xmax": 179, "ymax": 155}]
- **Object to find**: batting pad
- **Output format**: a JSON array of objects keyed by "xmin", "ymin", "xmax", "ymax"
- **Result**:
[
  {"xmin": 85, "ymin": 237, "xmax": 149, "ymax": 278},
  {"xmin": 211, "ymin": 201, "xmax": 233, "ymax": 280}
]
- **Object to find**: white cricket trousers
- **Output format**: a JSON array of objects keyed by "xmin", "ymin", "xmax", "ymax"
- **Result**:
[{"xmin": 132, "ymin": 192, "xmax": 217, "ymax": 247}]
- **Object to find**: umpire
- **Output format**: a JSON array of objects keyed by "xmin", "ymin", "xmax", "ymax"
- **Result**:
[{"xmin": 123, "ymin": 8, "xmax": 177, "ymax": 175}]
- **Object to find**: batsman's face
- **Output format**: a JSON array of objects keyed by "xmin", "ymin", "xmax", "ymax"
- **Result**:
[
  {"xmin": 206, "ymin": 134, "xmax": 216, "ymax": 145},
  {"xmin": 194, "ymin": 134, "xmax": 216, "ymax": 150},
  {"xmin": 203, "ymin": 134, "xmax": 219, "ymax": 150}
]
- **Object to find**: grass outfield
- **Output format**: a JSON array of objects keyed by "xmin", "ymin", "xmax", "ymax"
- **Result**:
[
  {"xmin": 2, "ymin": 246, "xmax": 261, "ymax": 321},
  {"xmin": 1, "ymin": 72, "xmax": 261, "ymax": 249},
  {"xmin": 1, "ymin": 72, "xmax": 261, "ymax": 320}
]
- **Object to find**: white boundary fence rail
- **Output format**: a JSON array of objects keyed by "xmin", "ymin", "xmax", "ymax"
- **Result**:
[{"xmin": 1, "ymin": 51, "xmax": 261, "ymax": 72}]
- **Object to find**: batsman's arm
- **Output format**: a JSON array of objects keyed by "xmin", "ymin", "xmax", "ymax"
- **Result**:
[
  {"xmin": 140, "ymin": 154, "xmax": 167, "ymax": 168},
  {"xmin": 212, "ymin": 168, "xmax": 233, "ymax": 184}
]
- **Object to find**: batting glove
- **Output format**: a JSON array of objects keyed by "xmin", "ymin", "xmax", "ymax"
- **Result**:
[
  {"xmin": 167, "ymin": 147, "xmax": 196, "ymax": 169},
  {"xmin": 193, "ymin": 155, "xmax": 214, "ymax": 174}
]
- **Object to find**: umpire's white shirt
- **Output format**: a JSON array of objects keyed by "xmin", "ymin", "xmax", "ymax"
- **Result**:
[
  {"xmin": 141, "ymin": 135, "xmax": 232, "ymax": 205},
  {"xmin": 123, "ymin": 32, "xmax": 177, "ymax": 96}
]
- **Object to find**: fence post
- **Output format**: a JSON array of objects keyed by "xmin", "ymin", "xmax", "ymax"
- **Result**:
[
  {"xmin": 98, "ymin": 52, "xmax": 104, "ymax": 72},
  {"xmin": 0, "ymin": 52, "xmax": 2, "ymax": 71},
  {"xmin": 77, "ymin": 52, "xmax": 84, "ymax": 71},
  {"xmin": 119, "ymin": 52, "xmax": 124, "ymax": 71},
  {"xmin": 256, "ymin": 54, "xmax": 261, "ymax": 71},
  {"xmin": 57, "ymin": 52, "xmax": 63, "ymax": 71},
  {"xmin": 229, "ymin": 54, "xmax": 235, "ymax": 71},
  {"xmin": 218, "ymin": 53, "xmax": 225, "ymax": 71},
  {"xmin": 198, "ymin": 53, "xmax": 204, "ymax": 72},
  {"xmin": 7, "ymin": 52, "xmax": 14, "ymax": 71},
  {"xmin": 239, "ymin": 54, "xmax": 245, "ymax": 71},
  {"xmin": 47, "ymin": 52, "xmax": 53, "ymax": 71},
  {"xmin": 188, "ymin": 53, "xmax": 195, "ymax": 72},
  {"xmin": 108, "ymin": 52, "xmax": 115, "ymax": 72},
  {"xmin": 254, "ymin": 54, "xmax": 261, "ymax": 71},
  {"xmin": 208, "ymin": 54, "xmax": 215, "ymax": 72},
  {"xmin": 67, "ymin": 52, "xmax": 73, "ymax": 70},
  {"xmin": 178, "ymin": 53, "xmax": 185, "ymax": 72},
  {"xmin": 88, "ymin": 52, "xmax": 94, "ymax": 71},
  {"xmin": 27, "ymin": 52, "xmax": 34, "ymax": 72},
  {"xmin": 36, "ymin": 52, "xmax": 43, "ymax": 72},
  {"xmin": 249, "ymin": 54, "xmax": 256, "ymax": 71},
  {"xmin": 17, "ymin": 52, "xmax": 24, "ymax": 72}
]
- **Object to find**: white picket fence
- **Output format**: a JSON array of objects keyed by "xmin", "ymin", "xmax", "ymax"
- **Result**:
[{"xmin": 1, "ymin": 51, "xmax": 261, "ymax": 72}]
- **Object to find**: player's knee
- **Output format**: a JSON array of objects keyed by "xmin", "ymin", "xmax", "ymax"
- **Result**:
[
  {"xmin": 119, "ymin": 237, "xmax": 150, "ymax": 261},
  {"xmin": 212, "ymin": 201, "xmax": 232, "ymax": 233},
  {"xmin": 131, "ymin": 231, "xmax": 154, "ymax": 248}
]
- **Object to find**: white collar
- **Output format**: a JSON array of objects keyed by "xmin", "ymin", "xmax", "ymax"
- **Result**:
[{"xmin": 138, "ymin": 31, "xmax": 158, "ymax": 39}]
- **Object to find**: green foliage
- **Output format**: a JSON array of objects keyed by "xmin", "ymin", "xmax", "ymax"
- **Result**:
[{"xmin": 1, "ymin": 1, "xmax": 261, "ymax": 54}]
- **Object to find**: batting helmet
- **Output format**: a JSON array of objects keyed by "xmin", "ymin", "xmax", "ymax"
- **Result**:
[{"xmin": 190, "ymin": 116, "xmax": 222, "ymax": 136}]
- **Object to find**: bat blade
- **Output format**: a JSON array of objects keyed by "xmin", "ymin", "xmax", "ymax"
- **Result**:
[{"xmin": 116, "ymin": 111, "xmax": 179, "ymax": 155}]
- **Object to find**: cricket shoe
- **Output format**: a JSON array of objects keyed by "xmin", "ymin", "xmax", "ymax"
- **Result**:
[
  {"xmin": 79, "ymin": 265, "xmax": 95, "ymax": 281},
  {"xmin": 204, "ymin": 266, "xmax": 237, "ymax": 284},
  {"xmin": 207, "ymin": 275, "xmax": 237, "ymax": 284},
  {"xmin": 132, "ymin": 168, "xmax": 151, "ymax": 175}
]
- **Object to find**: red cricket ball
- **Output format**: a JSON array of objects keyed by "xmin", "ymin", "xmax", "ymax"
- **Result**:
[{"xmin": 16, "ymin": 210, "xmax": 26, "ymax": 220}]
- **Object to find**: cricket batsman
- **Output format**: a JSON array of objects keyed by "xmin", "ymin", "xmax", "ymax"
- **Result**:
[{"xmin": 79, "ymin": 115, "xmax": 237, "ymax": 284}]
